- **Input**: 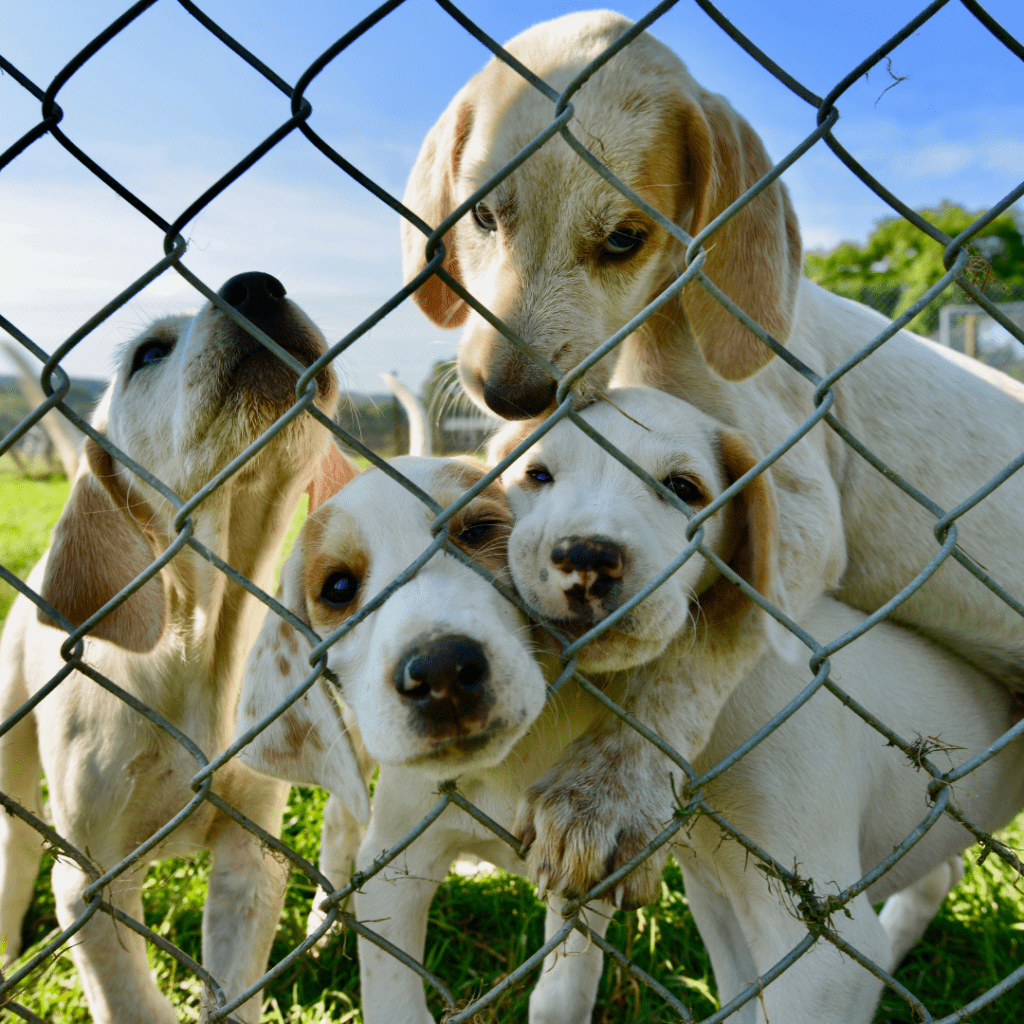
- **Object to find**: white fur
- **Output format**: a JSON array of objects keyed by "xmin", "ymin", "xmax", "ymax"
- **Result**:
[
  {"xmin": 498, "ymin": 387, "xmax": 1024, "ymax": 1021},
  {"xmin": 234, "ymin": 456, "xmax": 620, "ymax": 1024},
  {"xmin": 0, "ymin": 277, "xmax": 355, "ymax": 1024}
]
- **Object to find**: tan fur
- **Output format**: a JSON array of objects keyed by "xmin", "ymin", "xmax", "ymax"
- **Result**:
[
  {"xmin": 0, "ymin": 277, "xmax": 353, "ymax": 1024},
  {"xmin": 404, "ymin": 8, "xmax": 1024, "ymax": 701}
]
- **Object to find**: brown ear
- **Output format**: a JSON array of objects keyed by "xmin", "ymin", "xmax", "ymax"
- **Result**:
[
  {"xmin": 235, "ymin": 541, "xmax": 370, "ymax": 825},
  {"xmin": 39, "ymin": 438, "xmax": 165, "ymax": 652},
  {"xmin": 305, "ymin": 443, "xmax": 360, "ymax": 514},
  {"xmin": 673, "ymin": 89, "xmax": 802, "ymax": 380},
  {"xmin": 700, "ymin": 429, "xmax": 795, "ymax": 656},
  {"xmin": 400, "ymin": 90, "xmax": 475, "ymax": 329}
]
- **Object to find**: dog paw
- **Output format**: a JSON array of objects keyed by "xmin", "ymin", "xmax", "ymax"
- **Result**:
[{"xmin": 514, "ymin": 751, "xmax": 672, "ymax": 910}]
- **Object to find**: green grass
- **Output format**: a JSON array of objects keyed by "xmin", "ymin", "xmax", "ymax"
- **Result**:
[{"xmin": 2, "ymin": 472, "xmax": 1024, "ymax": 1022}]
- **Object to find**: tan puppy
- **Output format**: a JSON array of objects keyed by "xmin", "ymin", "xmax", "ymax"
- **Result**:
[
  {"xmin": 0, "ymin": 273, "xmax": 356, "ymax": 1024},
  {"xmin": 402, "ymin": 9, "xmax": 1024, "ymax": 900}
]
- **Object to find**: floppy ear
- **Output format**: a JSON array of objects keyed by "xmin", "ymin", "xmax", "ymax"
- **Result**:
[
  {"xmin": 700, "ymin": 429, "xmax": 799, "ymax": 661},
  {"xmin": 39, "ymin": 437, "xmax": 165, "ymax": 653},
  {"xmin": 306, "ymin": 443, "xmax": 359, "ymax": 514},
  {"xmin": 400, "ymin": 86, "xmax": 475, "ymax": 329},
  {"xmin": 234, "ymin": 542, "xmax": 371, "ymax": 825},
  {"xmin": 672, "ymin": 88, "xmax": 802, "ymax": 381}
]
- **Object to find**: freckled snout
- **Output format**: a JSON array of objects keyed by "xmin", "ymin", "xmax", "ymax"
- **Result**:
[
  {"xmin": 550, "ymin": 535, "xmax": 626, "ymax": 618},
  {"xmin": 393, "ymin": 635, "xmax": 494, "ymax": 740}
]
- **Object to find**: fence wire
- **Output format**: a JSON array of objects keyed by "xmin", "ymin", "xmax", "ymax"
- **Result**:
[{"xmin": 1, "ymin": 1, "xmax": 1023, "ymax": 1022}]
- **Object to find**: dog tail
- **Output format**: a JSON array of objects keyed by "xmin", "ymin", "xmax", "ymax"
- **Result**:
[
  {"xmin": 382, "ymin": 372, "xmax": 432, "ymax": 457},
  {"xmin": 2, "ymin": 341, "xmax": 84, "ymax": 479}
]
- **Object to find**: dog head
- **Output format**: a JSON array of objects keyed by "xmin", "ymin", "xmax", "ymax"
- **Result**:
[
  {"xmin": 492, "ymin": 387, "xmax": 794, "ymax": 673},
  {"xmin": 401, "ymin": 10, "xmax": 801, "ymax": 419},
  {"xmin": 234, "ymin": 456, "xmax": 549, "ymax": 820},
  {"xmin": 39, "ymin": 272, "xmax": 353, "ymax": 652}
]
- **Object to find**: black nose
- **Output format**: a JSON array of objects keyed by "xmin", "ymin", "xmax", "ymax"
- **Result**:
[
  {"xmin": 483, "ymin": 376, "xmax": 556, "ymax": 420},
  {"xmin": 218, "ymin": 272, "xmax": 287, "ymax": 332},
  {"xmin": 551, "ymin": 536, "xmax": 625, "ymax": 600},
  {"xmin": 393, "ymin": 635, "xmax": 491, "ymax": 736}
]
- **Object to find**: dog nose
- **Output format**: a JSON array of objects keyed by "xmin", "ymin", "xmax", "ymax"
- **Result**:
[
  {"xmin": 393, "ymin": 635, "xmax": 491, "ymax": 734},
  {"xmin": 482, "ymin": 376, "xmax": 556, "ymax": 420},
  {"xmin": 551, "ymin": 536, "xmax": 625, "ymax": 602},
  {"xmin": 218, "ymin": 272, "xmax": 287, "ymax": 332}
]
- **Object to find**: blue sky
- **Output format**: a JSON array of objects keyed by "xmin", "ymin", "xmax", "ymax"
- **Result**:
[{"xmin": 2, "ymin": 0, "xmax": 1023, "ymax": 391}]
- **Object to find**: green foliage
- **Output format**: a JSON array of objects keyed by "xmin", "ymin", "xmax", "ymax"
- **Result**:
[
  {"xmin": 804, "ymin": 203, "xmax": 1024, "ymax": 335},
  {"xmin": 0, "ymin": 469, "xmax": 70, "ymax": 620}
]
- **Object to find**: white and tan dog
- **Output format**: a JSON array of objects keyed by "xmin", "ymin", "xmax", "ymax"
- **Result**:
[
  {"xmin": 236, "ymin": 400, "xmax": 1023, "ymax": 1023},
  {"xmin": 402, "ymin": 8, "xmax": 1024, "ymax": 900},
  {"xmin": 495, "ymin": 387, "xmax": 1024, "ymax": 1022},
  {"xmin": 235, "ymin": 456, "xmax": 629, "ymax": 1024},
  {"xmin": 0, "ymin": 273, "xmax": 356, "ymax": 1024}
]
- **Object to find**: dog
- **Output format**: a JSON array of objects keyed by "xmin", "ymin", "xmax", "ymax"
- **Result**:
[
  {"xmin": 494, "ymin": 386, "xmax": 1024, "ymax": 1022},
  {"xmin": 233, "ymin": 455, "xmax": 627, "ymax": 1023},
  {"xmin": 401, "ymin": 8, "xmax": 1024, "ymax": 901},
  {"xmin": 235, "ymin": 408, "xmax": 1024, "ymax": 1023},
  {"xmin": 0, "ymin": 272, "xmax": 357, "ymax": 1024}
]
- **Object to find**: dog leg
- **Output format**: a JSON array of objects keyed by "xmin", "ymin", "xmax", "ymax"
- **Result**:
[
  {"xmin": 680, "ymin": 866, "xmax": 758, "ymax": 1024},
  {"xmin": 51, "ymin": 857, "xmax": 178, "ymax": 1024},
  {"xmin": 200, "ymin": 781, "xmax": 290, "ymax": 1024},
  {"xmin": 354, "ymin": 774, "xmax": 456, "ymax": 1024},
  {"xmin": 516, "ymin": 656, "xmax": 742, "ymax": 909},
  {"xmin": 735, "ymin": 883, "xmax": 889, "ymax": 1024},
  {"xmin": 528, "ymin": 896, "xmax": 612, "ymax": 1024},
  {"xmin": 306, "ymin": 792, "xmax": 365, "ymax": 946},
  {"xmin": 878, "ymin": 855, "xmax": 964, "ymax": 968},
  {"xmin": 0, "ymin": 651, "xmax": 45, "ymax": 965}
]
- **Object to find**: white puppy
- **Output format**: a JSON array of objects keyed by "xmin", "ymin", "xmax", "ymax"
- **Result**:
[
  {"xmin": 235, "ymin": 456, "xmax": 631, "ymax": 1024},
  {"xmin": 495, "ymin": 387, "xmax": 1024, "ymax": 1022},
  {"xmin": 0, "ymin": 273, "xmax": 356, "ymax": 1024},
  {"xmin": 402, "ymin": 10, "xmax": 1024, "ymax": 902}
]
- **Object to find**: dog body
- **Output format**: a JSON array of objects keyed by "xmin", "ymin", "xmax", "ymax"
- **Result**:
[
  {"xmin": 403, "ymin": 9, "xmax": 1024, "ymax": 902},
  {"xmin": 234, "ymin": 456, "xmax": 637, "ymax": 1024},
  {"xmin": 679, "ymin": 595, "xmax": 1024, "ymax": 1024},
  {"xmin": 496, "ymin": 387, "xmax": 1024, "ymax": 1021},
  {"xmin": 0, "ymin": 274, "xmax": 353, "ymax": 1023}
]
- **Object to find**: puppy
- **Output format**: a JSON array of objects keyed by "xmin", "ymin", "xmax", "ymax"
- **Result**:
[
  {"xmin": 234, "ymin": 456, "xmax": 634, "ymax": 1024},
  {"xmin": 402, "ymin": 9, "xmax": 1024, "ymax": 901},
  {"xmin": 497, "ymin": 387, "xmax": 1024, "ymax": 1022},
  {"xmin": 0, "ymin": 273, "xmax": 356, "ymax": 1024}
]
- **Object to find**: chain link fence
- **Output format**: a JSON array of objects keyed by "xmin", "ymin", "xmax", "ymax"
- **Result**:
[{"xmin": 2, "ymin": 1, "xmax": 1024, "ymax": 1021}]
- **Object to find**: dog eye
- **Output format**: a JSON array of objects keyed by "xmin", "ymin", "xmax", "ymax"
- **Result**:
[
  {"xmin": 526, "ymin": 466, "xmax": 554, "ymax": 484},
  {"xmin": 320, "ymin": 571, "xmax": 360, "ymax": 608},
  {"xmin": 473, "ymin": 202, "xmax": 497, "ymax": 232},
  {"xmin": 603, "ymin": 227, "xmax": 645, "ymax": 259},
  {"xmin": 455, "ymin": 519, "xmax": 503, "ymax": 547},
  {"xmin": 129, "ymin": 339, "xmax": 174, "ymax": 376},
  {"xmin": 661, "ymin": 474, "xmax": 704, "ymax": 507}
]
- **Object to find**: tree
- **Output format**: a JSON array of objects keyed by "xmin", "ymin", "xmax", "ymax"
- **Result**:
[{"xmin": 804, "ymin": 202, "xmax": 1024, "ymax": 335}]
